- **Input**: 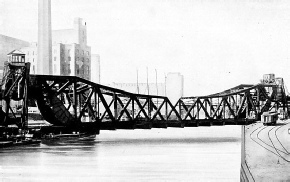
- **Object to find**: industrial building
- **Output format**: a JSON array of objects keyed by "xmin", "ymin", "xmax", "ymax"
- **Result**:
[{"xmin": 21, "ymin": 18, "xmax": 92, "ymax": 80}]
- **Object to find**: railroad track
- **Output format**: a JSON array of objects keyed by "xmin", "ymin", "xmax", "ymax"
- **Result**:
[{"xmin": 249, "ymin": 121, "xmax": 290, "ymax": 163}]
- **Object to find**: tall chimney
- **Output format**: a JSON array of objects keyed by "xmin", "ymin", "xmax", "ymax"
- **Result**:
[{"xmin": 37, "ymin": 0, "xmax": 52, "ymax": 75}]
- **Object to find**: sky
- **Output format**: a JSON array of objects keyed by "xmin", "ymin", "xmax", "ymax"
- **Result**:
[{"xmin": 1, "ymin": 0, "xmax": 290, "ymax": 96}]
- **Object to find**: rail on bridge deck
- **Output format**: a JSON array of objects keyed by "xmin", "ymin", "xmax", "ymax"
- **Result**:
[{"xmin": 24, "ymin": 74, "xmax": 289, "ymax": 132}]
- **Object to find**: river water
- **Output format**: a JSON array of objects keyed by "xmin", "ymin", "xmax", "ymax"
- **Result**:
[{"xmin": 0, "ymin": 126, "xmax": 241, "ymax": 182}]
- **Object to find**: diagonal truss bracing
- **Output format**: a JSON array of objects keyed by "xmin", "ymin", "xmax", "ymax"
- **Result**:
[
  {"xmin": 177, "ymin": 83, "xmax": 288, "ymax": 125},
  {"xmin": 27, "ymin": 75, "xmax": 289, "ymax": 130},
  {"xmin": 28, "ymin": 75, "xmax": 182, "ymax": 129}
]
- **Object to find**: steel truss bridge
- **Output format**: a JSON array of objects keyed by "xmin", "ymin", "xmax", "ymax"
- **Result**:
[
  {"xmin": 1, "ymin": 62, "xmax": 289, "ymax": 134},
  {"xmin": 28, "ymin": 75, "xmax": 290, "ymax": 132}
]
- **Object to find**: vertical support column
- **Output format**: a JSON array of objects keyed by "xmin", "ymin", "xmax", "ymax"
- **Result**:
[
  {"xmin": 113, "ymin": 93, "xmax": 118, "ymax": 122},
  {"xmin": 246, "ymin": 93, "xmax": 249, "ymax": 119},
  {"xmin": 97, "ymin": 92, "xmax": 100, "ymax": 119},
  {"xmin": 223, "ymin": 98, "xmax": 228, "ymax": 119},
  {"xmin": 22, "ymin": 81, "xmax": 28, "ymax": 129},
  {"xmin": 94, "ymin": 90, "xmax": 98, "ymax": 119},
  {"xmin": 218, "ymin": 97, "xmax": 220, "ymax": 119},
  {"xmin": 236, "ymin": 94, "xmax": 238, "ymax": 116},
  {"xmin": 196, "ymin": 101, "xmax": 199, "ymax": 120},
  {"xmin": 4, "ymin": 99, "xmax": 10, "ymax": 127},
  {"xmin": 147, "ymin": 97, "xmax": 151, "ymax": 120},
  {"xmin": 210, "ymin": 98, "xmax": 212, "ymax": 118},
  {"xmin": 73, "ymin": 81, "xmax": 78, "ymax": 122},
  {"xmin": 257, "ymin": 88, "xmax": 260, "ymax": 115},
  {"xmin": 205, "ymin": 99, "xmax": 208, "ymax": 119},
  {"xmin": 22, "ymin": 63, "xmax": 30, "ymax": 129},
  {"xmin": 192, "ymin": 101, "xmax": 195, "ymax": 120},
  {"xmin": 165, "ymin": 99, "xmax": 168, "ymax": 121},
  {"xmin": 132, "ymin": 98, "xmax": 135, "ymax": 120},
  {"xmin": 178, "ymin": 100, "xmax": 181, "ymax": 120},
  {"xmin": 78, "ymin": 93, "xmax": 82, "ymax": 121}
]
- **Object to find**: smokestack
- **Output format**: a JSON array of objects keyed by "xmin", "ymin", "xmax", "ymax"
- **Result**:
[{"xmin": 37, "ymin": 0, "xmax": 52, "ymax": 75}]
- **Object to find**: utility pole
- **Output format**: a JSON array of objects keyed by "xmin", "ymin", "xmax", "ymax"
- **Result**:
[
  {"xmin": 146, "ymin": 67, "xmax": 149, "ymax": 95},
  {"xmin": 137, "ymin": 69, "xmax": 139, "ymax": 94},
  {"xmin": 164, "ymin": 73, "xmax": 167, "ymax": 97},
  {"xmin": 155, "ymin": 69, "xmax": 158, "ymax": 107}
]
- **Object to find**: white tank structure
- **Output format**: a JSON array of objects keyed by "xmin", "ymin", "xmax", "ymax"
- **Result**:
[
  {"xmin": 91, "ymin": 54, "xmax": 101, "ymax": 84},
  {"xmin": 165, "ymin": 72, "xmax": 184, "ymax": 104}
]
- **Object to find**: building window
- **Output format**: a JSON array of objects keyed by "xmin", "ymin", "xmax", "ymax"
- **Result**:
[
  {"xmin": 76, "ymin": 50, "xmax": 79, "ymax": 55},
  {"xmin": 76, "ymin": 69, "xmax": 79, "ymax": 74},
  {"xmin": 68, "ymin": 66, "xmax": 71, "ymax": 74},
  {"xmin": 68, "ymin": 49, "xmax": 70, "ymax": 54},
  {"xmin": 86, "ymin": 66, "xmax": 89, "ymax": 74},
  {"xmin": 33, "ymin": 58, "xmax": 34, "ymax": 62},
  {"xmin": 54, "ymin": 57, "xmax": 56, "ymax": 61},
  {"xmin": 33, "ymin": 51, "xmax": 34, "ymax": 55},
  {"xmin": 54, "ymin": 64, "xmax": 57, "ymax": 73},
  {"xmin": 68, "ymin": 56, "xmax": 71, "ymax": 62},
  {"xmin": 33, "ymin": 65, "xmax": 35, "ymax": 74},
  {"xmin": 87, "ymin": 51, "xmax": 89, "ymax": 56},
  {"xmin": 82, "ymin": 50, "xmax": 84, "ymax": 55},
  {"xmin": 86, "ymin": 58, "xmax": 89, "ymax": 63}
]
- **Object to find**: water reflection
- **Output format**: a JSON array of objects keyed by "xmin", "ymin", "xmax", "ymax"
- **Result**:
[{"xmin": 0, "ymin": 126, "xmax": 241, "ymax": 181}]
